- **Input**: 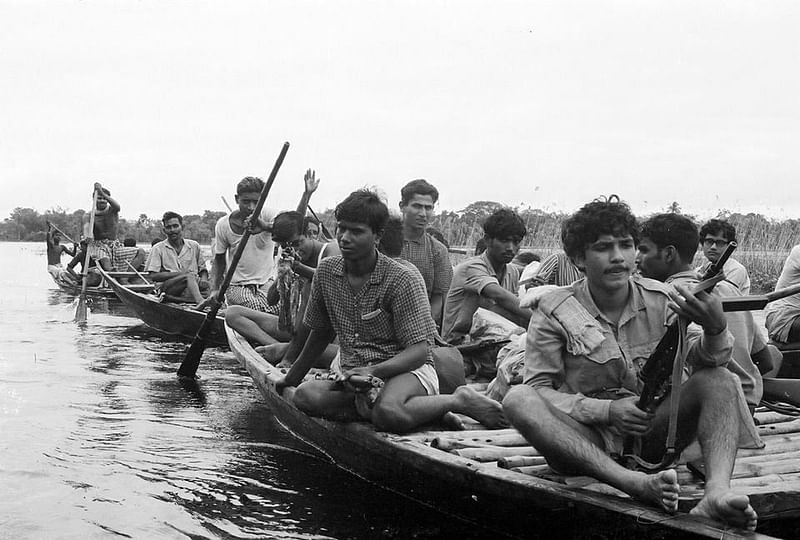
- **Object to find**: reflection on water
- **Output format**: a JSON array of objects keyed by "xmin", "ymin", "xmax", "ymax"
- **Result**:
[{"xmin": 0, "ymin": 243, "xmax": 484, "ymax": 539}]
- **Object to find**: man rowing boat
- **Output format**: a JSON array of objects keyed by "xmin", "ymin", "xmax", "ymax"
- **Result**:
[{"xmin": 503, "ymin": 196, "xmax": 760, "ymax": 531}]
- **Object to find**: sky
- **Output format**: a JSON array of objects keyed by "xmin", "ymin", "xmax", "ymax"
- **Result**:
[{"xmin": 2, "ymin": 0, "xmax": 799, "ymax": 224}]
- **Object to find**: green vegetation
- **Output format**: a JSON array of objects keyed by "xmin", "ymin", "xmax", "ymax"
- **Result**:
[{"xmin": 4, "ymin": 202, "xmax": 798, "ymax": 293}]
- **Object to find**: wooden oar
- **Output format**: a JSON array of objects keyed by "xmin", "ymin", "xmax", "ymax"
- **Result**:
[
  {"xmin": 307, "ymin": 205, "xmax": 333, "ymax": 241},
  {"xmin": 125, "ymin": 260, "xmax": 153, "ymax": 285},
  {"xmin": 177, "ymin": 142, "xmax": 290, "ymax": 378},
  {"xmin": 221, "ymin": 196, "xmax": 233, "ymax": 212},
  {"xmin": 48, "ymin": 222, "xmax": 77, "ymax": 244},
  {"xmin": 75, "ymin": 190, "xmax": 98, "ymax": 324}
]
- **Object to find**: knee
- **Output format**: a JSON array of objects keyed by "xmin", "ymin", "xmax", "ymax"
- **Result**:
[
  {"xmin": 693, "ymin": 366, "xmax": 740, "ymax": 395},
  {"xmin": 371, "ymin": 401, "xmax": 415, "ymax": 433},
  {"xmin": 292, "ymin": 384, "xmax": 319, "ymax": 415},
  {"xmin": 225, "ymin": 306, "xmax": 246, "ymax": 325},
  {"xmin": 502, "ymin": 384, "xmax": 542, "ymax": 422}
]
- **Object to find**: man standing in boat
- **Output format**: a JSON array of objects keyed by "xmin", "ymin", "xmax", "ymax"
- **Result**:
[
  {"xmin": 145, "ymin": 211, "xmax": 209, "ymax": 304},
  {"xmin": 87, "ymin": 182, "xmax": 146, "ymax": 279},
  {"xmin": 503, "ymin": 196, "xmax": 760, "ymax": 531},
  {"xmin": 441, "ymin": 208, "xmax": 532, "ymax": 344},
  {"xmin": 398, "ymin": 179, "xmax": 453, "ymax": 330},
  {"xmin": 276, "ymin": 189, "xmax": 506, "ymax": 433}
]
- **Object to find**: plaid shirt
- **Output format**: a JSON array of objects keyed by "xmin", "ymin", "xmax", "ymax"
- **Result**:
[
  {"xmin": 304, "ymin": 251, "xmax": 437, "ymax": 371},
  {"xmin": 401, "ymin": 233, "xmax": 453, "ymax": 297}
]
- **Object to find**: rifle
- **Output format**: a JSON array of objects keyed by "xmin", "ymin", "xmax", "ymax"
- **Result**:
[{"xmin": 627, "ymin": 242, "xmax": 737, "ymax": 470}]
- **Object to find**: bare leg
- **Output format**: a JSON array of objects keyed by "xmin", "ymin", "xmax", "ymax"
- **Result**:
[
  {"xmin": 225, "ymin": 306, "xmax": 284, "ymax": 345},
  {"xmin": 503, "ymin": 385, "xmax": 679, "ymax": 512},
  {"xmin": 293, "ymin": 380, "xmax": 359, "ymax": 421},
  {"xmin": 371, "ymin": 374, "xmax": 506, "ymax": 433},
  {"xmin": 643, "ymin": 367, "xmax": 757, "ymax": 530}
]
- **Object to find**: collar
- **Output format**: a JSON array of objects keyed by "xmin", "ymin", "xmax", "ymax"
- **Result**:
[
  {"xmin": 331, "ymin": 250, "xmax": 387, "ymax": 284},
  {"xmin": 572, "ymin": 277, "xmax": 646, "ymax": 326}
]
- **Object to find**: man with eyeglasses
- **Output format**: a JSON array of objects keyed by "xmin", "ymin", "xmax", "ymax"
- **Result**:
[{"xmin": 697, "ymin": 219, "xmax": 751, "ymax": 294}]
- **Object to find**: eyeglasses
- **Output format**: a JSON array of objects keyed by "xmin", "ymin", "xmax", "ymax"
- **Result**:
[{"xmin": 702, "ymin": 238, "xmax": 730, "ymax": 249}]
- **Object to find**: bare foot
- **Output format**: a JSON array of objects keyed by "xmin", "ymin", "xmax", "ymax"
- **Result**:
[
  {"xmin": 255, "ymin": 343, "xmax": 288, "ymax": 365},
  {"xmin": 631, "ymin": 469, "xmax": 680, "ymax": 513},
  {"xmin": 690, "ymin": 490, "xmax": 757, "ymax": 531},
  {"xmin": 453, "ymin": 386, "xmax": 508, "ymax": 428},
  {"xmin": 441, "ymin": 411, "xmax": 465, "ymax": 431}
]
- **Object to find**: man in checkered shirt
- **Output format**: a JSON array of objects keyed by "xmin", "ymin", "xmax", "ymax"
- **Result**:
[{"xmin": 277, "ymin": 189, "xmax": 506, "ymax": 433}]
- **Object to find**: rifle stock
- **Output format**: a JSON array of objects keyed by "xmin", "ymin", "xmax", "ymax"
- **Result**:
[{"xmin": 721, "ymin": 282, "xmax": 800, "ymax": 312}]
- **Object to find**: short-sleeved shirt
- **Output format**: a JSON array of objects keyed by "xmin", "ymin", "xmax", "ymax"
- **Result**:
[
  {"xmin": 146, "ymin": 239, "xmax": 205, "ymax": 276},
  {"xmin": 698, "ymin": 257, "xmax": 751, "ymax": 295},
  {"xmin": 441, "ymin": 252, "xmax": 521, "ymax": 342},
  {"xmin": 213, "ymin": 208, "xmax": 277, "ymax": 286},
  {"xmin": 765, "ymin": 245, "xmax": 800, "ymax": 342},
  {"xmin": 304, "ymin": 251, "xmax": 437, "ymax": 371},
  {"xmin": 667, "ymin": 270, "xmax": 764, "ymax": 405},
  {"xmin": 401, "ymin": 233, "xmax": 453, "ymax": 298}
]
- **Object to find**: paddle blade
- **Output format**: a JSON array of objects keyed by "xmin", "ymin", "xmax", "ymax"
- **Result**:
[
  {"xmin": 177, "ymin": 308, "xmax": 219, "ymax": 378},
  {"xmin": 74, "ymin": 295, "xmax": 88, "ymax": 324},
  {"xmin": 178, "ymin": 336, "xmax": 207, "ymax": 378}
]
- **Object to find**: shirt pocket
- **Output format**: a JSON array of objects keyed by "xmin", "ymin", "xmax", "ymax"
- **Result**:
[
  {"xmin": 360, "ymin": 308, "xmax": 393, "ymax": 340},
  {"xmin": 577, "ymin": 338, "xmax": 627, "ymax": 396}
]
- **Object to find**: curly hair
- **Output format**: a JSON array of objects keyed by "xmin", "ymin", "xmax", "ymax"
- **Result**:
[
  {"xmin": 699, "ymin": 219, "xmax": 736, "ymax": 243},
  {"xmin": 161, "ymin": 211, "xmax": 183, "ymax": 225},
  {"xmin": 483, "ymin": 208, "xmax": 527, "ymax": 240},
  {"xmin": 562, "ymin": 195, "xmax": 639, "ymax": 260},
  {"xmin": 640, "ymin": 213, "xmax": 699, "ymax": 262},
  {"xmin": 335, "ymin": 189, "xmax": 389, "ymax": 234},
  {"xmin": 400, "ymin": 179, "xmax": 439, "ymax": 206},
  {"xmin": 236, "ymin": 176, "xmax": 265, "ymax": 195}
]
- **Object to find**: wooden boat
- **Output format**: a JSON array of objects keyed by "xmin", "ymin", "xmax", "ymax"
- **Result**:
[
  {"xmin": 99, "ymin": 267, "xmax": 227, "ymax": 346},
  {"xmin": 226, "ymin": 322, "xmax": 800, "ymax": 539},
  {"xmin": 51, "ymin": 271, "xmax": 153, "ymax": 298}
]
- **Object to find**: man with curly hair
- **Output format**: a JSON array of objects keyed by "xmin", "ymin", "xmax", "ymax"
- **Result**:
[
  {"xmin": 503, "ymin": 196, "xmax": 760, "ymax": 531},
  {"xmin": 441, "ymin": 208, "xmax": 531, "ymax": 344}
]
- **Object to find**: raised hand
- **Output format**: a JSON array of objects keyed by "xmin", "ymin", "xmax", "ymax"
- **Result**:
[
  {"xmin": 304, "ymin": 169, "xmax": 320, "ymax": 194},
  {"xmin": 668, "ymin": 283, "xmax": 727, "ymax": 335}
]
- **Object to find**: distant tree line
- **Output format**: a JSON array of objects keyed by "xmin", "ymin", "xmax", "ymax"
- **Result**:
[{"xmin": 3, "ymin": 201, "xmax": 800, "ymax": 255}]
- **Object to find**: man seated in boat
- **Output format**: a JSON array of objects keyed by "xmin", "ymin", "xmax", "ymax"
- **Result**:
[
  {"xmin": 441, "ymin": 208, "xmax": 532, "ymax": 344},
  {"xmin": 276, "ymin": 189, "xmax": 506, "ymax": 433},
  {"xmin": 530, "ymin": 251, "xmax": 583, "ymax": 288},
  {"xmin": 696, "ymin": 219, "xmax": 751, "ymax": 294},
  {"xmin": 87, "ymin": 182, "xmax": 146, "ymax": 279},
  {"xmin": 225, "ymin": 209, "xmax": 340, "ymax": 365},
  {"xmin": 66, "ymin": 239, "xmax": 101, "ymax": 287},
  {"xmin": 200, "ymin": 170, "xmax": 320, "ymax": 312},
  {"xmin": 503, "ymin": 196, "xmax": 761, "ymax": 531},
  {"xmin": 765, "ymin": 243, "xmax": 800, "ymax": 347},
  {"xmin": 636, "ymin": 212, "xmax": 772, "ymax": 411},
  {"xmin": 398, "ymin": 179, "xmax": 453, "ymax": 331},
  {"xmin": 45, "ymin": 222, "xmax": 77, "ymax": 281},
  {"xmin": 145, "ymin": 211, "xmax": 209, "ymax": 304}
]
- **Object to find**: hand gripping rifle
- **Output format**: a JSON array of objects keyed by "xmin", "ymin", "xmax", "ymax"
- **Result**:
[{"xmin": 625, "ymin": 242, "xmax": 737, "ymax": 471}]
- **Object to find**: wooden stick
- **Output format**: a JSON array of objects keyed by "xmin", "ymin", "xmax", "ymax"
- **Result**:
[
  {"xmin": 450, "ymin": 446, "xmax": 541, "ymax": 462},
  {"xmin": 178, "ymin": 142, "xmax": 290, "ymax": 378},
  {"xmin": 75, "ymin": 190, "xmax": 98, "ymax": 324},
  {"xmin": 497, "ymin": 455, "xmax": 548, "ymax": 469},
  {"xmin": 306, "ymin": 205, "xmax": 333, "ymax": 241},
  {"xmin": 125, "ymin": 260, "xmax": 153, "ymax": 285},
  {"xmin": 221, "ymin": 196, "xmax": 233, "ymax": 212}
]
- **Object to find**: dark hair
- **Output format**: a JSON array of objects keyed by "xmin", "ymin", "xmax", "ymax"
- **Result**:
[
  {"xmin": 426, "ymin": 227, "xmax": 449, "ymax": 248},
  {"xmin": 562, "ymin": 195, "xmax": 639, "ymax": 260},
  {"xmin": 335, "ymin": 189, "xmax": 389, "ymax": 234},
  {"xmin": 513, "ymin": 250, "xmax": 540, "ymax": 266},
  {"xmin": 699, "ymin": 218, "xmax": 736, "ymax": 243},
  {"xmin": 400, "ymin": 179, "xmax": 439, "ymax": 206},
  {"xmin": 123, "ymin": 237, "xmax": 137, "ymax": 247},
  {"xmin": 272, "ymin": 211, "xmax": 304, "ymax": 242},
  {"xmin": 379, "ymin": 216, "xmax": 404, "ymax": 258},
  {"xmin": 641, "ymin": 213, "xmax": 699, "ymax": 262},
  {"xmin": 474, "ymin": 238, "xmax": 487, "ymax": 255},
  {"xmin": 303, "ymin": 215, "xmax": 321, "ymax": 234},
  {"xmin": 162, "ymin": 211, "xmax": 182, "ymax": 225},
  {"xmin": 483, "ymin": 208, "xmax": 526, "ymax": 240},
  {"xmin": 150, "ymin": 237, "xmax": 163, "ymax": 246},
  {"xmin": 236, "ymin": 176, "xmax": 265, "ymax": 195}
]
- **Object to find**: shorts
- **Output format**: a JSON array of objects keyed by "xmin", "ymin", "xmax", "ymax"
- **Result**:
[
  {"xmin": 766, "ymin": 306, "xmax": 800, "ymax": 343},
  {"xmin": 47, "ymin": 263, "xmax": 63, "ymax": 279},
  {"xmin": 330, "ymin": 352, "xmax": 439, "ymax": 396},
  {"xmin": 226, "ymin": 283, "xmax": 278, "ymax": 314}
]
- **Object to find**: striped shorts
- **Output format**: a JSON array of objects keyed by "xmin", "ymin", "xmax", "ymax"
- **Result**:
[{"xmin": 225, "ymin": 283, "xmax": 279, "ymax": 314}]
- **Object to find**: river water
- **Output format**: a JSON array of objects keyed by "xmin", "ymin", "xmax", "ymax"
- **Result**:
[{"xmin": 0, "ymin": 242, "xmax": 483, "ymax": 540}]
